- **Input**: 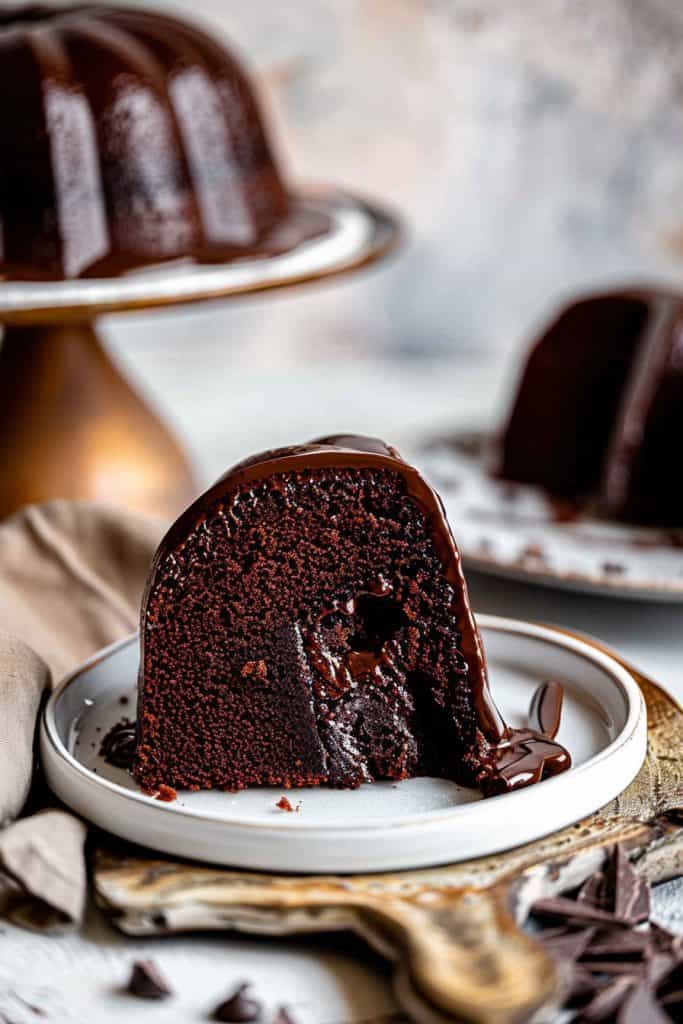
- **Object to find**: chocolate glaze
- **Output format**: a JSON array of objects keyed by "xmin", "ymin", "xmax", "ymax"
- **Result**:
[
  {"xmin": 497, "ymin": 287, "xmax": 683, "ymax": 526},
  {"xmin": 138, "ymin": 434, "xmax": 570, "ymax": 796},
  {"xmin": 0, "ymin": 5, "xmax": 324, "ymax": 281},
  {"xmin": 529, "ymin": 680, "xmax": 564, "ymax": 739}
]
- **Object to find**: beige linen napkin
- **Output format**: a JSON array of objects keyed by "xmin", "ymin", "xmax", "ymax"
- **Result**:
[{"xmin": 0, "ymin": 500, "xmax": 164, "ymax": 929}]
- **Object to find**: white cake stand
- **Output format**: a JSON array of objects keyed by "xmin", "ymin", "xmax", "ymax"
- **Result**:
[{"xmin": 0, "ymin": 189, "xmax": 399, "ymax": 518}]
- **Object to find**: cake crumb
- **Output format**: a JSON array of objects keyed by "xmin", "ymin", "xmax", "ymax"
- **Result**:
[
  {"xmin": 155, "ymin": 785, "xmax": 177, "ymax": 803},
  {"xmin": 276, "ymin": 796, "xmax": 294, "ymax": 812},
  {"xmin": 241, "ymin": 659, "xmax": 268, "ymax": 679}
]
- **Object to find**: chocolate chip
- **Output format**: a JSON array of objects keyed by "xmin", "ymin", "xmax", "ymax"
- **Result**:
[
  {"xmin": 531, "ymin": 897, "xmax": 628, "ymax": 928},
  {"xmin": 126, "ymin": 959, "xmax": 172, "ymax": 1000},
  {"xmin": 272, "ymin": 1009, "xmax": 297, "ymax": 1024},
  {"xmin": 212, "ymin": 984, "xmax": 261, "ymax": 1022}
]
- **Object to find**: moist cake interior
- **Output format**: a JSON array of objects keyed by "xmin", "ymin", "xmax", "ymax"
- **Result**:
[{"xmin": 136, "ymin": 464, "xmax": 497, "ymax": 793}]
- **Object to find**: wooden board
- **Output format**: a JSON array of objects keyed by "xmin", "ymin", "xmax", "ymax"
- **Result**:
[{"xmin": 93, "ymin": 635, "xmax": 683, "ymax": 1024}]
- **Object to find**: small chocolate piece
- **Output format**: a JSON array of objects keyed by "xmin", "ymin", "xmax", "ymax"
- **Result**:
[
  {"xmin": 609, "ymin": 845, "xmax": 650, "ymax": 925},
  {"xmin": 568, "ymin": 966, "xmax": 601, "ymax": 1004},
  {"xmin": 578, "ymin": 871, "xmax": 608, "ymax": 909},
  {"xmin": 616, "ymin": 983, "xmax": 670, "ymax": 1024},
  {"xmin": 579, "ymin": 975, "xmax": 635, "ymax": 1022},
  {"xmin": 272, "ymin": 1009, "xmax": 297, "ymax": 1024},
  {"xmin": 100, "ymin": 720, "xmax": 136, "ymax": 770},
  {"xmin": 530, "ymin": 897, "xmax": 628, "ymax": 928},
  {"xmin": 212, "ymin": 984, "xmax": 261, "ymax": 1022},
  {"xmin": 584, "ymin": 930, "xmax": 651, "ymax": 960},
  {"xmin": 544, "ymin": 926, "xmax": 595, "ymax": 962},
  {"xmin": 126, "ymin": 959, "xmax": 172, "ymax": 1000},
  {"xmin": 528, "ymin": 681, "xmax": 564, "ymax": 739}
]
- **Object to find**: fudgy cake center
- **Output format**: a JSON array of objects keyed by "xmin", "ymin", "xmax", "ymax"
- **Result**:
[{"xmin": 136, "ymin": 465, "xmax": 494, "ymax": 792}]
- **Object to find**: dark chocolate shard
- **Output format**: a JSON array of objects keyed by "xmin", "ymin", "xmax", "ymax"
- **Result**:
[
  {"xmin": 609, "ymin": 845, "xmax": 650, "ymax": 924},
  {"xmin": 567, "ymin": 965, "xmax": 601, "ymax": 1004},
  {"xmin": 126, "ymin": 959, "xmax": 173, "ymax": 1000},
  {"xmin": 271, "ymin": 1009, "xmax": 297, "ymax": 1024},
  {"xmin": 544, "ymin": 927, "xmax": 595, "ymax": 962},
  {"xmin": 578, "ymin": 871, "xmax": 608, "ymax": 909},
  {"xmin": 584, "ymin": 929, "xmax": 651, "ymax": 960},
  {"xmin": 616, "ymin": 983, "xmax": 670, "ymax": 1024},
  {"xmin": 213, "ymin": 984, "xmax": 261, "ymax": 1022},
  {"xmin": 578, "ymin": 975, "xmax": 635, "ymax": 1022},
  {"xmin": 531, "ymin": 897, "xmax": 628, "ymax": 928},
  {"xmin": 582, "ymin": 960, "xmax": 646, "ymax": 977},
  {"xmin": 528, "ymin": 680, "xmax": 563, "ymax": 739}
]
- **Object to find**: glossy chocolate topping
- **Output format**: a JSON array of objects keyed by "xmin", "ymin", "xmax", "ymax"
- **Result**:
[
  {"xmin": 138, "ymin": 435, "xmax": 570, "ymax": 795},
  {"xmin": 529, "ymin": 680, "xmax": 564, "ymax": 739},
  {"xmin": 149, "ymin": 433, "xmax": 503, "ymax": 743},
  {"xmin": 0, "ymin": 4, "xmax": 323, "ymax": 280}
]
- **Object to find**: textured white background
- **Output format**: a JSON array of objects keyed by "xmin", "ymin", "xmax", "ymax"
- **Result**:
[{"xmin": 3, "ymin": 1, "xmax": 683, "ymax": 1020}]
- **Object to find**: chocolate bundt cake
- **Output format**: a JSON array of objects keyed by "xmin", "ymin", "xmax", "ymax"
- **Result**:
[
  {"xmin": 134, "ymin": 435, "xmax": 569, "ymax": 796},
  {"xmin": 0, "ymin": 4, "xmax": 309, "ymax": 280},
  {"xmin": 496, "ymin": 288, "xmax": 683, "ymax": 525}
]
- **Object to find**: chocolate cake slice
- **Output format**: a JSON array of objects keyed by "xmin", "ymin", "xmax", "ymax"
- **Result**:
[
  {"xmin": 134, "ymin": 436, "xmax": 569, "ymax": 794},
  {"xmin": 496, "ymin": 288, "xmax": 683, "ymax": 525}
]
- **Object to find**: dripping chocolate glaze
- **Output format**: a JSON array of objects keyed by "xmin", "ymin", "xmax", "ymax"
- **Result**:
[{"xmin": 141, "ymin": 434, "xmax": 570, "ymax": 794}]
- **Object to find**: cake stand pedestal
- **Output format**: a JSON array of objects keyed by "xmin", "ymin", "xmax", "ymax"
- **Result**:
[{"xmin": 0, "ymin": 191, "xmax": 398, "ymax": 519}]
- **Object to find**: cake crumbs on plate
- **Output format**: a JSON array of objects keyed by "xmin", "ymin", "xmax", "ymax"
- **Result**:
[{"xmin": 276, "ymin": 796, "xmax": 301, "ymax": 813}]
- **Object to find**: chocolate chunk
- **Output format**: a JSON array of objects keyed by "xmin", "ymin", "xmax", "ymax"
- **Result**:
[
  {"xmin": 100, "ymin": 720, "xmax": 136, "ymax": 770},
  {"xmin": 272, "ymin": 1009, "xmax": 297, "ymax": 1024},
  {"xmin": 584, "ymin": 930, "xmax": 651, "ymax": 960},
  {"xmin": 126, "ymin": 959, "xmax": 172, "ymax": 999},
  {"xmin": 212, "ymin": 984, "xmax": 261, "ymax": 1022},
  {"xmin": 544, "ymin": 927, "xmax": 595, "ymax": 962},
  {"xmin": 579, "ymin": 975, "xmax": 635, "ymax": 1022},
  {"xmin": 609, "ymin": 846, "xmax": 650, "ymax": 925},
  {"xmin": 578, "ymin": 872, "xmax": 608, "ymax": 909},
  {"xmin": 531, "ymin": 897, "xmax": 628, "ymax": 928},
  {"xmin": 528, "ymin": 680, "xmax": 563, "ymax": 739},
  {"xmin": 616, "ymin": 983, "xmax": 670, "ymax": 1024},
  {"xmin": 582, "ymin": 960, "xmax": 645, "ymax": 977},
  {"xmin": 568, "ymin": 966, "xmax": 601, "ymax": 1004}
]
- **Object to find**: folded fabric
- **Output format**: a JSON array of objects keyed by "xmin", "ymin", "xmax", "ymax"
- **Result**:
[{"xmin": 0, "ymin": 500, "xmax": 164, "ymax": 929}]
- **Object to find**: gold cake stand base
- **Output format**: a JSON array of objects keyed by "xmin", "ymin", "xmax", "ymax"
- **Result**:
[
  {"xmin": 0, "ymin": 191, "xmax": 399, "ymax": 520},
  {"xmin": 0, "ymin": 323, "xmax": 195, "ymax": 519}
]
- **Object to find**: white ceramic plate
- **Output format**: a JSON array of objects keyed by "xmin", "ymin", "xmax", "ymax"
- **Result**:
[
  {"xmin": 0, "ymin": 188, "xmax": 398, "ymax": 321},
  {"xmin": 41, "ymin": 615, "xmax": 646, "ymax": 874},
  {"xmin": 415, "ymin": 436, "xmax": 683, "ymax": 602}
]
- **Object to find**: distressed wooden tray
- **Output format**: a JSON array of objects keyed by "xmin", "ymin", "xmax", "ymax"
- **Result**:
[{"xmin": 93, "ymin": 633, "xmax": 683, "ymax": 1024}]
